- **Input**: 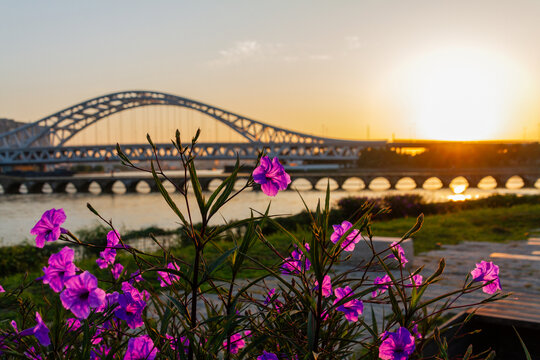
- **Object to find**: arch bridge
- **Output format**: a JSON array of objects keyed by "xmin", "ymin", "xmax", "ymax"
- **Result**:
[
  {"xmin": 1, "ymin": 168, "xmax": 538, "ymax": 195},
  {"xmin": 0, "ymin": 90, "xmax": 383, "ymax": 166}
]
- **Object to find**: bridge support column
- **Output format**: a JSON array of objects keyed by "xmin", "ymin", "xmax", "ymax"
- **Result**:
[
  {"xmin": 3, "ymin": 182, "xmax": 22, "ymax": 194},
  {"xmin": 361, "ymin": 177, "xmax": 375, "ymax": 190},
  {"xmin": 521, "ymin": 175, "xmax": 538, "ymax": 188},
  {"xmin": 387, "ymin": 176, "xmax": 401, "ymax": 190},
  {"xmin": 438, "ymin": 176, "xmax": 453, "ymax": 189},
  {"xmin": 465, "ymin": 175, "xmax": 483, "ymax": 189},
  {"xmin": 125, "ymin": 181, "xmax": 139, "ymax": 193},
  {"xmin": 493, "ymin": 176, "xmax": 510, "ymax": 189},
  {"xmin": 411, "ymin": 176, "xmax": 429, "ymax": 189},
  {"xmin": 101, "ymin": 180, "xmax": 116, "ymax": 194},
  {"xmin": 26, "ymin": 181, "xmax": 44, "ymax": 194}
]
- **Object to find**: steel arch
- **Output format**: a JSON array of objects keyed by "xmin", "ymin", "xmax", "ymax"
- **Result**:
[{"xmin": 0, "ymin": 90, "xmax": 340, "ymax": 148}]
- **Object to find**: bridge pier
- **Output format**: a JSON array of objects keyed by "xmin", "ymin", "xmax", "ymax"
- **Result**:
[
  {"xmin": 493, "ymin": 176, "xmax": 511, "ymax": 189},
  {"xmin": 411, "ymin": 176, "xmax": 429, "ymax": 189},
  {"xmin": 26, "ymin": 181, "xmax": 45, "ymax": 194},
  {"xmin": 386, "ymin": 176, "xmax": 401, "ymax": 190},
  {"xmin": 125, "ymin": 180, "xmax": 140, "ymax": 194},
  {"xmin": 100, "ymin": 180, "xmax": 117, "ymax": 194},
  {"xmin": 521, "ymin": 175, "xmax": 538, "ymax": 188},
  {"xmin": 463, "ymin": 175, "xmax": 483, "ymax": 189},
  {"xmin": 3, "ymin": 182, "xmax": 22, "ymax": 194}
]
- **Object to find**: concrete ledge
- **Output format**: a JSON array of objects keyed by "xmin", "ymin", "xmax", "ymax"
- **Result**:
[{"xmin": 341, "ymin": 236, "xmax": 414, "ymax": 269}]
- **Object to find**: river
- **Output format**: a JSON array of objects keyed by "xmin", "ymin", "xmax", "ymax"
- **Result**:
[{"xmin": 1, "ymin": 177, "xmax": 539, "ymax": 246}]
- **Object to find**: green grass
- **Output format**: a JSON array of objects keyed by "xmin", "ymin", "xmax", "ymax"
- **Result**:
[
  {"xmin": 371, "ymin": 203, "xmax": 540, "ymax": 253},
  {"xmin": 2, "ymin": 203, "xmax": 539, "ymax": 321}
]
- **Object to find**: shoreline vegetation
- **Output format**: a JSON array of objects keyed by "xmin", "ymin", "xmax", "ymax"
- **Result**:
[{"xmin": 1, "ymin": 194, "xmax": 538, "ymax": 281}]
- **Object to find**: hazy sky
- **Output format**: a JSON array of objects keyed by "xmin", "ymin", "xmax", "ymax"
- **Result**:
[{"xmin": 1, "ymin": 0, "xmax": 540, "ymax": 141}]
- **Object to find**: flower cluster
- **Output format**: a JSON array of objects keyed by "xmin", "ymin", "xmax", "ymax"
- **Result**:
[
  {"xmin": 0, "ymin": 150, "xmax": 505, "ymax": 360},
  {"xmin": 280, "ymin": 243, "xmax": 311, "ymax": 275}
]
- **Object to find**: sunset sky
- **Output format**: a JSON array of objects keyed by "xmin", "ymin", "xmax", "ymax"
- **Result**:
[{"xmin": 1, "ymin": 0, "xmax": 540, "ymax": 142}]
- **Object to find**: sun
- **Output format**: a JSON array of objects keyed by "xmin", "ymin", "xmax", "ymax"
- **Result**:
[{"xmin": 390, "ymin": 46, "xmax": 528, "ymax": 141}]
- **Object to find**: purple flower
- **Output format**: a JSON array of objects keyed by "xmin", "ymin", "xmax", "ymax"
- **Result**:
[
  {"xmin": 0, "ymin": 284, "xmax": 5, "ymax": 292},
  {"xmin": 314, "ymin": 275, "xmax": 333, "ymax": 298},
  {"xmin": 158, "ymin": 262, "xmax": 181, "ymax": 287},
  {"xmin": 96, "ymin": 230, "xmax": 122, "ymax": 269},
  {"xmin": 66, "ymin": 318, "xmax": 81, "ymax": 331},
  {"xmin": 129, "ymin": 270, "xmax": 144, "ymax": 284},
  {"xmin": 30, "ymin": 208, "xmax": 67, "ymax": 248},
  {"xmin": 405, "ymin": 275, "xmax": 423, "ymax": 288},
  {"xmin": 19, "ymin": 312, "xmax": 50, "ymax": 347},
  {"xmin": 264, "ymin": 288, "xmax": 276, "ymax": 305},
  {"xmin": 334, "ymin": 286, "xmax": 363, "ymax": 322},
  {"xmin": 330, "ymin": 221, "xmax": 361, "ymax": 251},
  {"xmin": 96, "ymin": 248, "xmax": 116, "ymax": 269},
  {"xmin": 96, "ymin": 291, "xmax": 119, "ymax": 313},
  {"xmin": 257, "ymin": 350, "xmax": 279, "ymax": 360},
  {"xmin": 411, "ymin": 323, "xmax": 422, "ymax": 339},
  {"xmin": 471, "ymin": 261, "xmax": 502, "ymax": 294},
  {"xmin": 281, "ymin": 243, "xmax": 311, "ymax": 275},
  {"xmin": 90, "ymin": 345, "xmax": 111, "ymax": 360},
  {"xmin": 223, "ymin": 332, "xmax": 247, "ymax": 354},
  {"xmin": 114, "ymin": 287, "xmax": 146, "ymax": 329},
  {"xmin": 107, "ymin": 230, "xmax": 121, "ymax": 247},
  {"xmin": 24, "ymin": 346, "xmax": 43, "ymax": 360},
  {"xmin": 387, "ymin": 242, "xmax": 408, "ymax": 267},
  {"xmin": 166, "ymin": 334, "xmax": 189, "ymax": 354},
  {"xmin": 124, "ymin": 335, "xmax": 158, "ymax": 360},
  {"xmin": 372, "ymin": 275, "xmax": 392, "ymax": 297},
  {"xmin": 379, "ymin": 327, "xmax": 415, "ymax": 360},
  {"xmin": 41, "ymin": 246, "xmax": 78, "ymax": 293},
  {"xmin": 60, "ymin": 271, "xmax": 106, "ymax": 319},
  {"xmin": 252, "ymin": 156, "xmax": 291, "ymax": 196},
  {"xmin": 112, "ymin": 263, "xmax": 124, "ymax": 280}
]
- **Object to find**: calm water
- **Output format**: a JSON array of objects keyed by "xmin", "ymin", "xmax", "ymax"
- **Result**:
[{"xmin": 1, "ymin": 177, "xmax": 539, "ymax": 246}]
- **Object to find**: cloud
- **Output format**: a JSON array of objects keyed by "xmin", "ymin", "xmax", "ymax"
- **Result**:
[
  {"xmin": 309, "ymin": 54, "xmax": 332, "ymax": 61},
  {"xmin": 345, "ymin": 36, "xmax": 363, "ymax": 51},
  {"xmin": 208, "ymin": 40, "xmax": 282, "ymax": 66}
]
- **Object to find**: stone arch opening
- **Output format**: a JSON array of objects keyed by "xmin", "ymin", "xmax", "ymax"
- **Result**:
[
  {"xmin": 505, "ymin": 175, "xmax": 524, "ymax": 189},
  {"xmin": 368, "ymin": 177, "xmax": 391, "ymax": 191},
  {"xmin": 42, "ymin": 183, "xmax": 53, "ymax": 194},
  {"xmin": 315, "ymin": 177, "xmax": 339, "ymax": 191},
  {"xmin": 65, "ymin": 183, "xmax": 77, "ymax": 194},
  {"xmin": 88, "ymin": 181, "xmax": 102, "ymax": 194},
  {"xmin": 449, "ymin": 176, "xmax": 469, "ymax": 194},
  {"xmin": 395, "ymin": 177, "xmax": 416, "ymax": 191},
  {"xmin": 342, "ymin": 177, "xmax": 365, "ymax": 191},
  {"xmin": 422, "ymin": 177, "xmax": 443, "ymax": 190},
  {"xmin": 477, "ymin": 176, "xmax": 497, "ymax": 190},
  {"xmin": 207, "ymin": 179, "xmax": 223, "ymax": 192},
  {"xmin": 291, "ymin": 178, "xmax": 313, "ymax": 191},
  {"xmin": 135, "ymin": 180, "xmax": 151, "ymax": 194}
]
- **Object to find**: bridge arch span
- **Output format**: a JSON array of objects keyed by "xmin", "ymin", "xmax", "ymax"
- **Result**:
[{"xmin": 0, "ymin": 90, "xmax": 339, "ymax": 148}]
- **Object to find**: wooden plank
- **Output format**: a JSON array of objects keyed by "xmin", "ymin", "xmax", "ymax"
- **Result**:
[
  {"xmin": 490, "ymin": 252, "xmax": 540, "ymax": 261},
  {"xmin": 467, "ymin": 292, "xmax": 540, "ymax": 329}
]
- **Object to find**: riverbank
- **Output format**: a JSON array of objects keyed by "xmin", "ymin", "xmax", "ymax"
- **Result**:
[{"xmin": 1, "ymin": 199, "xmax": 539, "ymax": 322}]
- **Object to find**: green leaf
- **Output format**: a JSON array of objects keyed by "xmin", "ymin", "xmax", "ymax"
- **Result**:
[
  {"xmin": 513, "ymin": 326, "xmax": 532, "ymax": 360},
  {"xmin": 462, "ymin": 344, "xmax": 473, "ymax": 360},
  {"xmin": 199, "ymin": 247, "xmax": 236, "ymax": 285},
  {"xmin": 208, "ymin": 157, "xmax": 241, "ymax": 218},
  {"xmin": 150, "ymin": 161, "xmax": 188, "ymax": 227},
  {"xmin": 401, "ymin": 213, "xmax": 424, "ymax": 240},
  {"xmin": 188, "ymin": 161, "xmax": 206, "ymax": 217}
]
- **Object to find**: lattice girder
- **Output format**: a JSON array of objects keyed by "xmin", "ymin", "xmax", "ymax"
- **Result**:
[{"xmin": 0, "ymin": 90, "xmax": 343, "ymax": 149}]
